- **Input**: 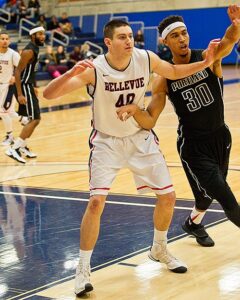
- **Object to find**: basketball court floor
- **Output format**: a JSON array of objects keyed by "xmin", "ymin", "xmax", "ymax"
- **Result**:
[{"xmin": 0, "ymin": 66, "xmax": 240, "ymax": 299}]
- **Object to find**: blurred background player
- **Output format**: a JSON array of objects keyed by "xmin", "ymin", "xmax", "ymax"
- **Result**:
[
  {"xmin": 5, "ymin": 26, "xmax": 46, "ymax": 164},
  {"xmin": 0, "ymin": 31, "xmax": 20, "ymax": 146}
]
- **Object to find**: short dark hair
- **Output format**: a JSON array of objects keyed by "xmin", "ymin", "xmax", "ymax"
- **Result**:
[
  {"xmin": 158, "ymin": 15, "xmax": 184, "ymax": 36},
  {"xmin": 0, "ymin": 31, "xmax": 9, "ymax": 36},
  {"xmin": 104, "ymin": 19, "xmax": 130, "ymax": 39}
]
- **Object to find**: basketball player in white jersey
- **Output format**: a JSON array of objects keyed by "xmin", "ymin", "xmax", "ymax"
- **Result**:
[
  {"xmin": 43, "ymin": 20, "xmax": 219, "ymax": 296},
  {"xmin": 0, "ymin": 32, "xmax": 20, "ymax": 146}
]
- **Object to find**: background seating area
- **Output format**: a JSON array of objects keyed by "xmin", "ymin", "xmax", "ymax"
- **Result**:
[{"xmin": 0, "ymin": 1, "xmax": 160, "ymax": 83}]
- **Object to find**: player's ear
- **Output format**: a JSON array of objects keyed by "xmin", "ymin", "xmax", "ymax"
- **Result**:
[
  {"xmin": 104, "ymin": 37, "xmax": 111, "ymax": 47},
  {"xmin": 163, "ymin": 38, "xmax": 169, "ymax": 47}
]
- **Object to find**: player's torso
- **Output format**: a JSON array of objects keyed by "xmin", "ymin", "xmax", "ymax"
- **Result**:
[
  {"xmin": 167, "ymin": 49, "xmax": 224, "ymax": 138},
  {"xmin": 0, "ymin": 48, "xmax": 15, "ymax": 84},
  {"xmin": 21, "ymin": 42, "xmax": 39, "ymax": 84},
  {"xmin": 89, "ymin": 48, "xmax": 151, "ymax": 137}
]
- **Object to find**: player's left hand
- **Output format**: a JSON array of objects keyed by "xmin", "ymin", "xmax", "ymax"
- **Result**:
[
  {"xmin": 116, "ymin": 104, "xmax": 138, "ymax": 121},
  {"xmin": 228, "ymin": 5, "xmax": 240, "ymax": 26}
]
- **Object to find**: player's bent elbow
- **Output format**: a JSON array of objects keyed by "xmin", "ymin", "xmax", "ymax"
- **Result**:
[{"xmin": 142, "ymin": 121, "xmax": 156, "ymax": 130}]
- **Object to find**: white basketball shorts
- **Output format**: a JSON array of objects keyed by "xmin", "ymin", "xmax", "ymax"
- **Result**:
[
  {"xmin": 89, "ymin": 129, "xmax": 174, "ymax": 196},
  {"xmin": 0, "ymin": 83, "xmax": 17, "ymax": 117}
]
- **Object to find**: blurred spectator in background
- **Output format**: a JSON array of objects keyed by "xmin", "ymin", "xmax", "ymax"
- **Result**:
[
  {"xmin": 2, "ymin": 1, "xmax": 17, "ymax": 22},
  {"xmin": 59, "ymin": 12, "xmax": 73, "ymax": 36},
  {"xmin": 16, "ymin": 0, "xmax": 28, "ymax": 22},
  {"xmin": 55, "ymin": 45, "xmax": 68, "ymax": 66},
  {"xmin": 47, "ymin": 15, "xmax": 62, "ymax": 42},
  {"xmin": 81, "ymin": 43, "xmax": 94, "ymax": 59},
  {"xmin": 37, "ymin": 14, "xmax": 46, "ymax": 28},
  {"xmin": 157, "ymin": 37, "xmax": 172, "ymax": 61},
  {"xmin": 47, "ymin": 15, "xmax": 60, "ymax": 31},
  {"xmin": 27, "ymin": 0, "xmax": 40, "ymax": 18},
  {"xmin": 39, "ymin": 45, "xmax": 68, "ymax": 78},
  {"xmin": 134, "ymin": 29, "xmax": 144, "ymax": 49},
  {"xmin": 67, "ymin": 45, "xmax": 84, "ymax": 69}
]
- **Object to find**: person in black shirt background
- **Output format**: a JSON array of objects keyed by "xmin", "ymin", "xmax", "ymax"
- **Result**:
[{"xmin": 6, "ymin": 26, "xmax": 45, "ymax": 164}]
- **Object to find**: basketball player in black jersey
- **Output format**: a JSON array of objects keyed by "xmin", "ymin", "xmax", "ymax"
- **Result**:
[
  {"xmin": 117, "ymin": 5, "xmax": 240, "ymax": 247},
  {"xmin": 5, "ymin": 26, "xmax": 45, "ymax": 164}
]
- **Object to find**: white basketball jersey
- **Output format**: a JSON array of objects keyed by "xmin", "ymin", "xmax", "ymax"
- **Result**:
[
  {"xmin": 88, "ymin": 48, "xmax": 150, "ymax": 137},
  {"xmin": 0, "ymin": 48, "xmax": 20, "ymax": 84}
]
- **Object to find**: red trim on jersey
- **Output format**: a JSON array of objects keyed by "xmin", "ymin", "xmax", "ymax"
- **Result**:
[
  {"xmin": 90, "ymin": 129, "xmax": 97, "ymax": 144},
  {"xmin": 154, "ymin": 135, "xmax": 159, "ymax": 145},
  {"xmin": 89, "ymin": 130, "xmax": 97, "ymax": 183},
  {"xmin": 137, "ymin": 184, "xmax": 173, "ymax": 191}
]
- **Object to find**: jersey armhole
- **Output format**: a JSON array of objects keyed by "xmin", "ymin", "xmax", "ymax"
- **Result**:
[
  {"xmin": 87, "ymin": 68, "xmax": 97, "ymax": 98},
  {"xmin": 145, "ymin": 50, "xmax": 151, "ymax": 83}
]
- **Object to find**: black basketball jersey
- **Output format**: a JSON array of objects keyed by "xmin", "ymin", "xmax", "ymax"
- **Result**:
[
  {"xmin": 166, "ymin": 50, "xmax": 224, "ymax": 138},
  {"xmin": 21, "ymin": 41, "xmax": 39, "ymax": 84}
]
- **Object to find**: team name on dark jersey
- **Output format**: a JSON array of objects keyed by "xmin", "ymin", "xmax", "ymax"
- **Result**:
[
  {"xmin": 105, "ymin": 77, "xmax": 144, "ymax": 92},
  {"xmin": 171, "ymin": 70, "xmax": 208, "ymax": 92}
]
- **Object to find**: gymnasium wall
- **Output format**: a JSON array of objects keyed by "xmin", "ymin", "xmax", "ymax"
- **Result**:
[
  {"xmin": 41, "ymin": 0, "xmax": 239, "ymax": 64},
  {"xmin": 114, "ymin": 6, "xmax": 237, "ymax": 64},
  {"xmin": 48, "ymin": 0, "xmax": 239, "ymax": 15}
]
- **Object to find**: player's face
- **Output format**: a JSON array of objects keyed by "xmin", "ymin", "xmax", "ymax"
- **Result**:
[
  {"xmin": 165, "ymin": 27, "xmax": 190, "ymax": 56},
  {"xmin": 0, "ymin": 34, "xmax": 10, "ymax": 49},
  {"xmin": 107, "ymin": 26, "xmax": 134, "ymax": 56},
  {"xmin": 35, "ymin": 31, "xmax": 46, "ymax": 46}
]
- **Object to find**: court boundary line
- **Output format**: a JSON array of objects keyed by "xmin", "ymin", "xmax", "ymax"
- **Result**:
[
  {"xmin": 7, "ymin": 217, "xmax": 228, "ymax": 300},
  {"xmin": 0, "ymin": 190, "xmax": 224, "ymax": 213}
]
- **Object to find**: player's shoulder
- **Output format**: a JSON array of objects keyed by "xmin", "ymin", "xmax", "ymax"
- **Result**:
[
  {"xmin": 92, "ymin": 54, "xmax": 105, "ymax": 67},
  {"xmin": 7, "ymin": 47, "xmax": 14, "ymax": 54},
  {"xmin": 133, "ymin": 47, "xmax": 149, "ymax": 58},
  {"xmin": 9, "ymin": 47, "xmax": 20, "ymax": 56}
]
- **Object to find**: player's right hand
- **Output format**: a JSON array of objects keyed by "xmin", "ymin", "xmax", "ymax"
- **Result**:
[
  {"xmin": 68, "ymin": 59, "xmax": 95, "ymax": 77},
  {"xmin": 18, "ymin": 95, "xmax": 27, "ymax": 105},
  {"xmin": 204, "ymin": 38, "xmax": 221, "ymax": 66},
  {"xmin": 116, "ymin": 104, "xmax": 138, "ymax": 121},
  {"xmin": 228, "ymin": 4, "xmax": 240, "ymax": 26}
]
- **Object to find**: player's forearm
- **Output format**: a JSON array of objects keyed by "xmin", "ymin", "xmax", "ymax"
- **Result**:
[
  {"xmin": 225, "ymin": 23, "xmax": 240, "ymax": 44},
  {"xmin": 133, "ymin": 108, "xmax": 156, "ymax": 130},
  {"xmin": 15, "ymin": 69, "xmax": 23, "ymax": 96},
  {"xmin": 43, "ymin": 71, "xmax": 72, "ymax": 99},
  {"xmin": 170, "ymin": 60, "xmax": 209, "ymax": 80}
]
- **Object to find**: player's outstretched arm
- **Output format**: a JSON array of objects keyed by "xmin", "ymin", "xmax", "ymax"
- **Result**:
[
  {"xmin": 150, "ymin": 39, "xmax": 219, "ymax": 80},
  {"xmin": 203, "ymin": 5, "xmax": 240, "ymax": 61},
  {"xmin": 43, "ymin": 59, "xmax": 95, "ymax": 99}
]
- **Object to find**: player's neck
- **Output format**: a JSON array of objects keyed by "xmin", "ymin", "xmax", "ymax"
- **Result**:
[
  {"xmin": 172, "ymin": 49, "xmax": 191, "ymax": 65},
  {"xmin": 0, "ymin": 47, "xmax": 8, "ymax": 54},
  {"xmin": 105, "ymin": 52, "xmax": 131, "ymax": 71}
]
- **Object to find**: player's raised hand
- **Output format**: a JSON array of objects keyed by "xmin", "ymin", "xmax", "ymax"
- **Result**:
[
  {"xmin": 116, "ymin": 104, "xmax": 138, "ymax": 121},
  {"xmin": 204, "ymin": 38, "xmax": 221, "ymax": 66},
  {"xmin": 228, "ymin": 5, "xmax": 240, "ymax": 26},
  {"xmin": 68, "ymin": 59, "xmax": 95, "ymax": 77}
]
